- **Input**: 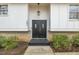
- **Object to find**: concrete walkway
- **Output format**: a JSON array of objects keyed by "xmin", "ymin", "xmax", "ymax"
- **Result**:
[{"xmin": 24, "ymin": 46, "xmax": 54, "ymax": 55}]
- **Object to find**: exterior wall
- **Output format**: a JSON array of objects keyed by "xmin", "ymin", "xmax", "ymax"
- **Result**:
[
  {"xmin": 1, "ymin": 3, "xmax": 79, "ymax": 32},
  {"xmin": 48, "ymin": 32, "xmax": 79, "ymax": 41},
  {"xmin": 0, "ymin": 3, "xmax": 28, "ymax": 31},
  {"xmin": 50, "ymin": 3, "xmax": 79, "ymax": 31},
  {"xmin": 49, "ymin": 4, "xmax": 79, "ymax": 41},
  {"xmin": 0, "ymin": 32, "xmax": 31, "ymax": 42},
  {"xmin": 29, "ymin": 4, "xmax": 50, "ymax": 20},
  {"xmin": 0, "ymin": 3, "xmax": 30, "ymax": 42},
  {"xmin": 1, "ymin": 30, "xmax": 79, "ymax": 42},
  {"xmin": 1, "ymin": 3, "xmax": 79, "ymax": 42}
]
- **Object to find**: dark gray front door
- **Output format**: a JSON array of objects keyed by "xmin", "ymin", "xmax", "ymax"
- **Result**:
[{"xmin": 32, "ymin": 20, "xmax": 47, "ymax": 38}]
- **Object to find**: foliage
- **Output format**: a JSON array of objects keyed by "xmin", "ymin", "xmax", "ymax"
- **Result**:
[
  {"xmin": 0, "ymin": 36, "xmax": 7, "ymax": 48},
  {"xmin": 72, "ymin": 35, "xmax": 79, "ymax": 47},
  {"xmin": 52, "ymin": 35, "xmax": 70, "ymax": 49},
  {"xmin": 0, "ymin": 36, "xmax": 18, "ymax": 50}
]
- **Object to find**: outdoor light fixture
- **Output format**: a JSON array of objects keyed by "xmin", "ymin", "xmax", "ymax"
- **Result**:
[{"xmin": 37, "ymin": 3, "xmax": 40, "ymax": 16}]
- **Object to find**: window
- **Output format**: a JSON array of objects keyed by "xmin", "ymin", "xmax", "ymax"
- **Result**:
[
  {"xmin": 0, "ymin": 5, "xmax": 8, "ymax": 16},
  {"xmin": 69, "ymin": 5, "xmax": 79, "ymax": 19}
]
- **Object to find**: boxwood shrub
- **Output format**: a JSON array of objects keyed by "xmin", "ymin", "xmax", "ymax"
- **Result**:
[
  {"xmin": 52, "ymin": 35, "xmax": 70, "ymax": 49},
  {"xmin": 72, "ymin": 35, "xmax": 79, "ymax": 47},
  {"xmin": 0, "ymin": 36, "xmax": 18, "ymax": 50}
]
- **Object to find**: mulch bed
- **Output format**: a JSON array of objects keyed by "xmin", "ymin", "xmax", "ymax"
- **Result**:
[
  {"xmin": 50, "ymin": 42, "xmax": 79, "ymax": 52},
  {"xmin": 72, "ymin": 47, "xmax": 79, "ymax": 52},
  {"xmin": 0, "ymin": 41, "xmax": 28, "ymax": 55}
]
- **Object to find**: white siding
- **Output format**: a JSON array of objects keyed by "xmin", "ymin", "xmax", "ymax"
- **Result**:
[
  {"xmin": 50, "ymin": 3, "xmax": 79, "ymax": 31},
  {"xmin": 0, "ymin": 3, "xmax": 28, "ymax": 31},
  {"xmin": 50, "ymin": 4, "xmax": 60, "ymax": 29}
]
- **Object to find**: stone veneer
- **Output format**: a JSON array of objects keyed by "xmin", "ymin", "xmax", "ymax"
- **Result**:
[
  {"xmin": 0, "ymin": 31, "xmax": 79, "ymax": 42},
  {"xmin": 0, "ymin": 32, "xmax": 31, "ymax": 42},
  {"xmin": 48, "ymin": 31, "xmax": 79, "ymax": 42}
]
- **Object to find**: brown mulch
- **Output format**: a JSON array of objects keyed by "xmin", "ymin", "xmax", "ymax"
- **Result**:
[
  {"xmin": 0, "ymin": 41, "xmax": 28, "ymax": 55},
  {"xmin": 72, "ymin": 47, "xmax": 79, "ymax": 52}
]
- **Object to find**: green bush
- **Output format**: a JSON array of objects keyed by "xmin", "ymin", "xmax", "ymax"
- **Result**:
[
  {"xmin": 72, "ymin": 35, "xmax": 79, "ymax": 47},
  {"xmin": 0, "ymin": 36, "xmax": 7, "ymax": 48},
  {"xmin": 0, "ymin": 36, "xmax": 18, "ymax": 50},
  {"xmin": 52, "ymin": 35, "xmax": 70, "ymax": 49}
]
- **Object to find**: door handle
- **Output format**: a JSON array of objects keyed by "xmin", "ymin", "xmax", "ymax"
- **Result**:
[
  {"xmin": 42, "ymin": 24, "xmax": 44, "ymax": 28},
  {"xmin": 35, "ymin": 24, "xmax": 37, "ymax": 29}
]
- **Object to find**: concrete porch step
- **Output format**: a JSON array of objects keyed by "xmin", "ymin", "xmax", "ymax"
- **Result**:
[{"xmin": 29, "ymin": 39, "xmax": 49, "ymax": 45}]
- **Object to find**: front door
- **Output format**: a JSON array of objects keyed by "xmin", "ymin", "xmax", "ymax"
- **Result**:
[{"xmin": 32, "ymin": 20, "xmax": 47, "ymax": 38}]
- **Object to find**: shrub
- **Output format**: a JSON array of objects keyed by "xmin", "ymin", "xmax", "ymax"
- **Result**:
[
  {"xmin": 0, "ymin": 36, "xmax": 18, "ymax": 50},
  {"xmin": 0, "ymin": 36, "xmax": 7, "ymax": 48},
  {"xmin": 72, "ymin": 35, "xmax": 79, "ymax": 47},
  {"xmin": 2, "ymin": 36, "xmax": 18, "ymax": 50},
  {"xmin": 52, "ymin": 35, "xmax": 70, "ymax": 49}
]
